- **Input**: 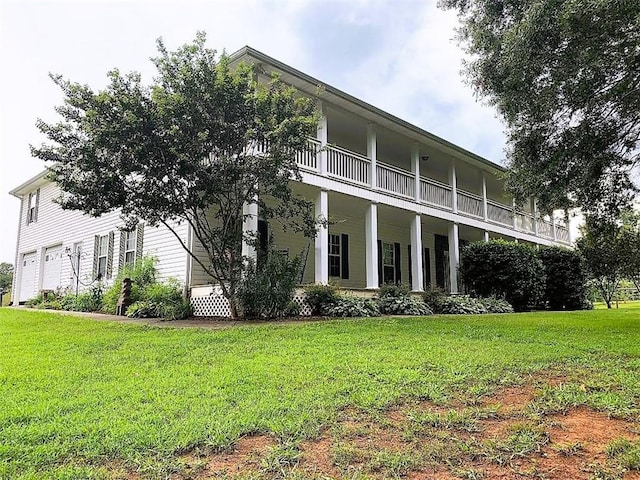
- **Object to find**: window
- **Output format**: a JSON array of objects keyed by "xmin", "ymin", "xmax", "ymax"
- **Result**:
[
  {"xmin": 124, "ymin": 230, "xmax": 137, "ymax": 266},
  {"xmin": 97, "ymin": 235, "xmax": 109, "ymax": 279},
  {"xmin": 329, "ymin": 234, "xmax": 341, "ymax": 277},
  {"xmin": 27, "ymin": 189, "xmax": 40, "ymax": 224},
  {"xmin": 382, "ymin": 242, "xmax": 396, "ymax": 284}
]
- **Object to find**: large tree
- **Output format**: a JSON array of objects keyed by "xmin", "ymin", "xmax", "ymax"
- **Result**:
[
  {"xmin": 620, "ymin": 209, "xmax": 640, "ymax": 296},
  {"xmin": 576, "ymin": 217, "xmax": 626, "ymax": 308},
  {"xmin": 440, "ymin": 0, "xmax": 640, "ymax": 218},
  {"xmin": 32, "ymin": 33, "xmax": 319, "ymax": 317}
]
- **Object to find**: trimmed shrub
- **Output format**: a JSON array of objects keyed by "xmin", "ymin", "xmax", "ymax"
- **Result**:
[
  {"xmin": 422, "ymin": 286, "xmax": 446, "ymax": 311},
  {"xmin": 238, "ymin": 251, "xmax": 302, "ymax": 319},
  {"xmin": 477, "ymin": 296, "xmax": 514, "ymax": 314},
  {"xmin": 304, "ymin": 283, "xmax": 340, "ymax": 316},
  {"xmin": 325, "ymin": 296, "xmax": 380, "ymax": 318},
  {"xmin": 538, "ymin": 247, "xmax": 589, "ymax": 310},
  {"xmin": 377, "ymin": 283, "xmax": 432, "ymax": 316},
  {"xmin": 459, "ymin": 240, "xmax": 545, "ymax": 311},
  {"xmin": 433, "ymin": 295, "xmax": 489, "ymax": 315}
]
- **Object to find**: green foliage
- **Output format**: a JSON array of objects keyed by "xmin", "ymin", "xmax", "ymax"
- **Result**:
[
  {"xmin": 304, "ymin": 283, "xmax": 341, "ymax": 316},
  {"xmin": 422, "ymin": 286, "xmax": 446, "ymax": 310},
  {"xmin": 620, "ymin": 210, "xmax": 640, "ymax": 297},
  {"xmin": 32, "ymin": 33, "xmax": 319, "ymax": 318},
  {"xmin": 0, "ymin": 262, "xmax": 13, "ymax": 291},
  {"xmin": 102, "ymin": 257, "xmax": 157, "ymax": 314},
  {"xmin": 538, "ymin": 247, "xmax": 589, "ymax": 310},
  {"xmin": 431, "ymin": 295, "xmax": 489, "ymax": 315},
  {"xmin": 477, "ymin": 297, "xmax": 514, "ymax": 314},
  {"xmin": 62, "ymin": 285, "xmax": 104, "ymax": 312},
  {"xmin": 459, "ymin": 240, "xmax": 545, "ymax": 311},
  {"xmin": 238, "ymin": 251, "xmax": 302, "ymax": 319},
  {"xmin": 325, "ymin": 295, "xmax": 380, "ymax": 318},
  {"xmin": 125, "ymin": 279, "xmax": 193, "ymax": 320},
  {"xmin": 576, "ymin": 217, "xmax": 626, "ymax": 309},
  {"xmin": 377, "ymin": 283, "xmax": 432, "ymax": 316},
  {"xmin": 441, "ymin": 0, "xmax": 640, "ymax": 217}
]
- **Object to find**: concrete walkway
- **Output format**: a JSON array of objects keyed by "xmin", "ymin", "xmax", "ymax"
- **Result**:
[{"xmin": 7, "ymin": 306, "xmax": 326, "ymax": 329}]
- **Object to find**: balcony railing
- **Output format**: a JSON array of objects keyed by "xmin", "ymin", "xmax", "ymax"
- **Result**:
[
  {"xmin": 487, "ymin": 200, "xmax": 513, "ymax": 227},
  {"xmin": 377, "ymin": 163, "xmax": 414, "ymax": 199},
  {"xmin": 296, "ymin": 138, "xmax": 320, "ymax": 170},
  {"xmin": 537, "ymin": 218, "xmax": 553, "ymax": 238},
  {"xmin": 516, "ymin": 211, "xmax": 535, "ymax": 234},
  {"xmin": 292, "ymin": 141, "xmax": 570, "ymax": 244},
  {"xmin": 420, "ymin": 178, "xmax": 453, "ymax": 210},
  {"xmin": 457, "ymin": 190, "xmax": 484, "ymax": 218},
  {"xmin": 326, "ymin": 144, "xmax": 370, "ymax": 186},
  {"xmin": 556, "ymin": 225, "xmax": 570, "ymax": 243}
]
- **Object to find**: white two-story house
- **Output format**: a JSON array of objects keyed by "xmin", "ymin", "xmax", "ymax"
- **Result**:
[{"xmin": 10, "ymin": 46, "xmax": 571, "ymax": 316}]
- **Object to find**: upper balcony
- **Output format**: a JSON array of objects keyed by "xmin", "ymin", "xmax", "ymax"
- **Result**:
[{"xmin": 286, "ymin": 138, "xmax": 570, "ymax": 245}]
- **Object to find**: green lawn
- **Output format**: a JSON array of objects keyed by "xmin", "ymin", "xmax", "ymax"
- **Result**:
[{"xmin": 1, "ymin": 308, "xmax": 639, "ymax": 479}]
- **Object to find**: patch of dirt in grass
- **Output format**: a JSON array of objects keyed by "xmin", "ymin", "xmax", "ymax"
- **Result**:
[{"xmin": 116, "ymin": 377, "xmax": 640, "ymax": 479}]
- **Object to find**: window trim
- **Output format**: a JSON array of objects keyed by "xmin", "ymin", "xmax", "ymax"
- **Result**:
[
  {"xmin": 124, "ymin": 230, "xmax": 137, "ymax": 267},
  {"xmin": 97, "ymin": 234, "xmax": 109, "ymax": 279},
  {"xmin": 328, "ymin": 233, "xmax": 341, "ymax": 277}
]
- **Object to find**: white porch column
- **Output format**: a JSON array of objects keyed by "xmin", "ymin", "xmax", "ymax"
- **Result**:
[
  {"xmin": 315, "ymin": 189, "xmax": 329, "ymax": 284},
  {"xmin": 242, "ymin": 198, "xmax": 258, "ymax": 261},
  {"xmin": 365, "ymin": 202, "xmax": 379, "ymax": 289},
  {"xmin": 317, "ymin": 103, "xmax": 328, "ymax": 175},
  {"xmin": 411, "ymin": 144, "xmax": 420, "ymax": 202},
  {"xmin": 449, "ymin": 161, "xmax": 458, "ymax": 213},
  {"xmin": 448, "ymin": 222, "xmax": 460, "ymax": 293},
  {"xmin": 484, "ymin": 230, "xmax": 490, "ymax": 242},
  {"xmin": 410, "ymin": 214, "xmax": 424, "ymax": 292},
  {"xmin": 567, "ymin": 211, "xmax": 573, "ymax": 244},
  {"xmin": 512, "ymin": 199, "xmax": 518, "ymax": 230},
  {"xmin": 552, "ymin": 215, "xmax": 558, "ymax": 242},
  {"xmin": 367, "ymin": 123, "xmax": 377, "ymax": 189},
  {"xmin": 532, "ymin": 198, "xmax": 539, "ymax": 236},
  {"xmin": 481, "ymin": 173, "xmax": 488, "ymax": 221}
]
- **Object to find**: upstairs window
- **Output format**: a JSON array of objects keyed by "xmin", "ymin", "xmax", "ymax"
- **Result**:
[{"xmin": 26, "ymin": 188, "xmax": 40, "ymax": 224}]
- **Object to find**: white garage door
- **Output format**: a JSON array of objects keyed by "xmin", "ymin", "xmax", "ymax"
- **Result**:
[
  {"xmin": 19, "ymin": 252, "xmax": 37, "ymax": 302},
  {"xmin": 42, "ymin": 245, "xmax": 63, "ymax": 291}
]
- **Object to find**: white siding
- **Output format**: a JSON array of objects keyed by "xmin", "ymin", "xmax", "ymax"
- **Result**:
[{"xmin": 12, "ymin": 181, "xmax": 189, "ymax": 303}]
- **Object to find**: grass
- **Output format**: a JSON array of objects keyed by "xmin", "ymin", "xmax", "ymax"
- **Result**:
[{"xmin": 0, "ymin": 307, "xmax": 639, "ymax": 479}]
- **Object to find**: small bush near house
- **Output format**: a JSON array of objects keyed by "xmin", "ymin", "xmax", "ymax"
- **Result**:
[
  {"xmin": 102, "ymin": 257, "xmax": 157, "ymax": 314},
  {"xmin": 238, "ymin": 250, "xmax": 302, "ymax": 319},
  {"xmin": 325, "ymin": 295, "xmax": 380, "ymax": 318},
  {"xmin": 304, "ymin": 283, "xmax": 341, "ymax": 316},
  {"xmin": 459, "ymin": 240, "xmax": 545, "ymax": 311},
  {"xmin": 432, "ymin": 295, "xmax": 488, "ymax": 315},
  {"xmin": 538, "ymin": 247, "xmax": 590, "ymax": 310},
  {"xmin": 61, "ymin": 285, "xmax": 104, "ymax": 312},
  {"xmin": 125, "ymin": 279, "xmax": 193, "ymax": 320},
  {"xmin": 427, "ymin": 295, "xmax": 514, "ymax": 315},
  {"xmin": 101, "ymin": 257, "xmax": 191, "ymax": 320},
  {"xmin": 477, "ymin": 296, "xmax": 514, "ymax": 314},
  {"xmin": 377, "ymin": 283, "xmax": 432, "ymax": 316}
]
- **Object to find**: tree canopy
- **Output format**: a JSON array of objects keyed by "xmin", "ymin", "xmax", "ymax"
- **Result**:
[
  {"xmin": 0, "ymin": 263, "xmax": 13, "ymax": 291},
  {"xmin": 440, "ymin": 0, "xmax": 640, "ymax": 218},
  {"xmin": 31, "ymin": 33, "xmax": 320, "ymax": 317}
]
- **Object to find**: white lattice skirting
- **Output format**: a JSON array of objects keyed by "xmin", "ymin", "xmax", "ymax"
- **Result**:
[{"xmin": 190, "ymin": 287, "xmax": 312, "ymax": 317}]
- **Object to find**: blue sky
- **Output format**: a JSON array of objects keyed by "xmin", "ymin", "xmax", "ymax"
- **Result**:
[{"xmin": 0, "ymin": 0, "xmax": 507, "ymax": 264}]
